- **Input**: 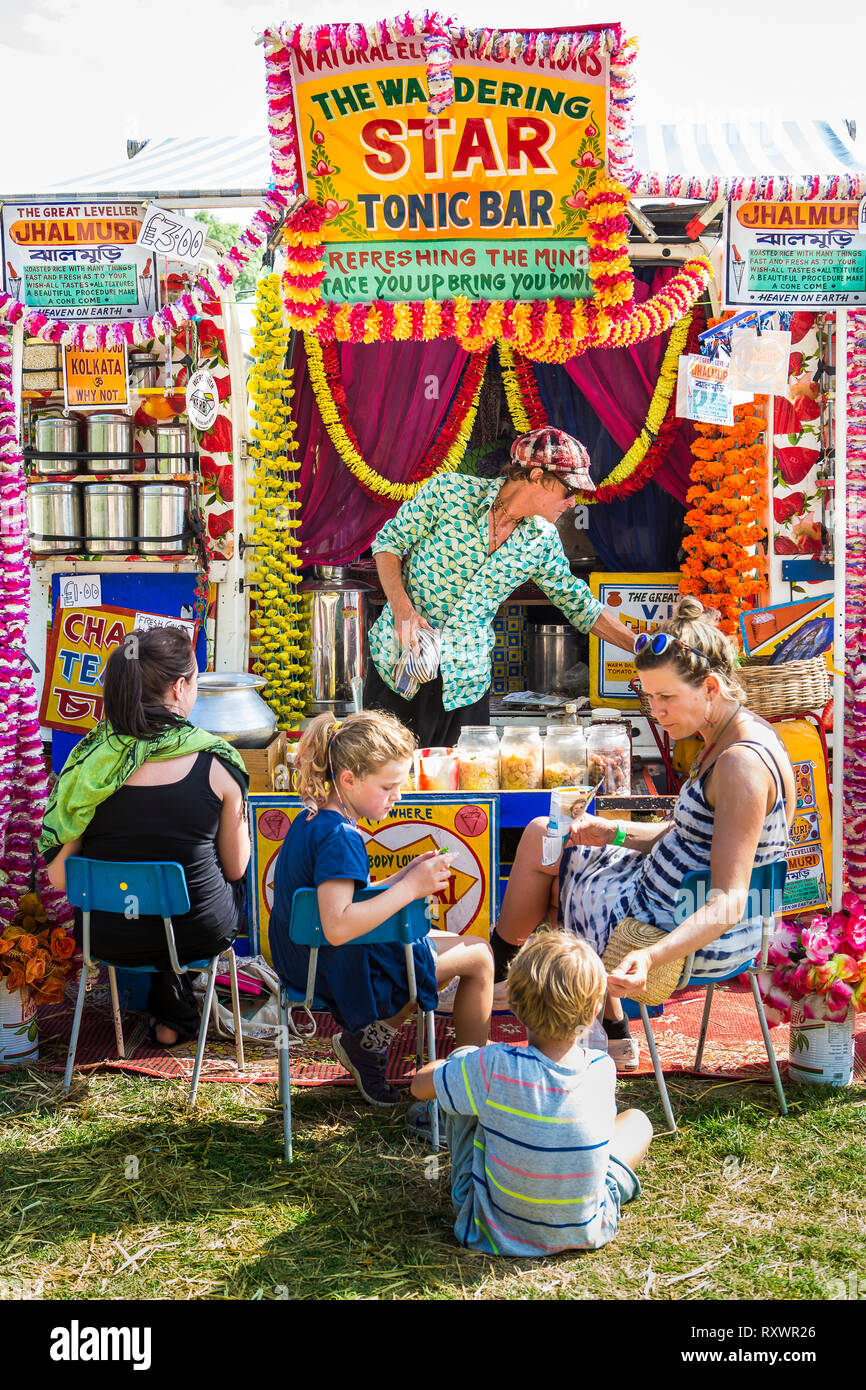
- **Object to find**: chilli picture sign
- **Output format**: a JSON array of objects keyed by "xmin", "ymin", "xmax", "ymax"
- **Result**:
[{"xmin": 247, "ymin": 793, "xmax": 498, "ymax": 962}]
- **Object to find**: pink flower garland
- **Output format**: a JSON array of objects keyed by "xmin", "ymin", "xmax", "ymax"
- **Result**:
[
  {"xmin": 0, "ymin": 196, "xmax": 287, "ymax": 348},
  {"xmin": 845, "ymin": 310, "xmax": 866, "ymax": 893},
  {"xmin": 0, "ymin": 327, "xmax": 73, "ymax": 937}
]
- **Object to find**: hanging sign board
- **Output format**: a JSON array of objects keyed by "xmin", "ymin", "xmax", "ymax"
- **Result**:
[
  {"xmin": 725, "ymin": 200, "xmax": 866, "ymax": 307},
  {"xmin": 185, "ymin": 369, "xmax": 219, "ymax": 431},
  {"xmin": 775, "ymin": 720, "xmax": 832, "ymax": 916},
  {"xmin": 38, "ymin": 604, "xmax": 195, "ymax": 735},
  {"xmin": 63, "ymin": 344, "xmax": 129, "ymax": 410},
  {"xmin": 0, "ymin": 200, "xmax": 157, "ymax": 319},
  {"xmin": 739, "ymin": 595, "xmax": 834, "ymax": 668},
  {"xmin": 728, "ymin": 327, "xmax": 791, "ymax": 395},
  {"xmin": 588, "ymin": 572, "xmax": 681, "ymax": 709},
  {"xmin": 289, "ymin": 39, "xmax": 609, "ymax": 302},
  {"xmin": 136, "ymin": 204, "xmax": 206, "ymax": 265},
  {"xmin": 247, "ymin": 794, "xmax": 498, "ymax": 961},
  {"xmin": 676, "ymin": 353, "xmax": 734, "ymax": 425}
]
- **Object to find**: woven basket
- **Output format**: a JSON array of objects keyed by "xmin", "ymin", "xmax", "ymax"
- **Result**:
[
  {"xmin": 737, "ymin": 656, "xmax": 831, "ymax": 719},
  {"xmin": 602, "ymin": 917, "xmax": 687, "ymax": 1006}
]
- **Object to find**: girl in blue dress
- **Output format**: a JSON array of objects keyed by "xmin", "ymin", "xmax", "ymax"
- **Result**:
[{"xmin": 269, "ymin": 710, "xmax": 494, "ymax": 1107}]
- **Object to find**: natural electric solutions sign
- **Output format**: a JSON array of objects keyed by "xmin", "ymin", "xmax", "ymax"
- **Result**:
[{"xmin": 289, "ymin": 39, "xmax": 609, "ymax": 301}]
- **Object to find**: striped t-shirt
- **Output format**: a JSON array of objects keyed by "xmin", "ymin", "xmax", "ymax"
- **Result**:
[{"xmin": 432, "ymin": 1042, "xmax": 621, "ymax": 1256}]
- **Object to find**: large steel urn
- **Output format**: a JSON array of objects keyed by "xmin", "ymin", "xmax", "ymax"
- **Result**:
[
  {"xmin": 190, "ymin": 672, "xmax": 277, "ymax": 747},
  {"xmin": 300, "ymin": 565, "xmax": 372, "ymax": 716}
]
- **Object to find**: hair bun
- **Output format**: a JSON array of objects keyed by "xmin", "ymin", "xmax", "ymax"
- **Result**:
[{"xmin": 672, "ymin": 595, "xmax": 707, "ymax": 623}]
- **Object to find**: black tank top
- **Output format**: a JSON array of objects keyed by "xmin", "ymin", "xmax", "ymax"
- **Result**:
[{"xmin": 80, "ymin": 751, "xmax": 242, "ymax": 967}]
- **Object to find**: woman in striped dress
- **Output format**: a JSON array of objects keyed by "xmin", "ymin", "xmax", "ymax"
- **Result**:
[{"xmin": 492, "ymin": 597, "xmax": 795, "ymax": 1071}]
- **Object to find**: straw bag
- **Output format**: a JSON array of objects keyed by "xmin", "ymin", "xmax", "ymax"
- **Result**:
[{"xmin": 602, "ymin": 918, "xmax": 688, "ymax": 1006}]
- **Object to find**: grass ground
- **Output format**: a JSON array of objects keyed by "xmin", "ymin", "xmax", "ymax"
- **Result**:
[{"xmin": 0, "ymin": 1069, "xmax": 863, "ymax": 1302}]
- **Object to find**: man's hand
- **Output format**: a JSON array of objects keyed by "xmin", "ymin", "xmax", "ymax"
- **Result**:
[
  {"xmin": 590, "ymin": 607, "xmax": 636, "ymax": 655},
  {"xmin": 392, "ymin": 597, "xmax": 434, "ymax": 656}
]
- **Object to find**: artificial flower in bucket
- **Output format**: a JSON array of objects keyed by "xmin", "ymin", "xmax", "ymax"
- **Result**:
[
  {"xmin": 757, "ymin": 893, "xmax": 866, "ymax": 1024},
  {"xmin": 0, "ymin": 892, "xmax": 77, "ymax": 1063}
]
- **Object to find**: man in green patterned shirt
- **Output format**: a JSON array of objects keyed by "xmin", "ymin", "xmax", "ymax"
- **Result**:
[{"xmin": 365, "ymin": 428, "xmax": 636, "ymax": 746}]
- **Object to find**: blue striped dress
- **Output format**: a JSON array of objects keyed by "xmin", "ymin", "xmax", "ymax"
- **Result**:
[{"xmin": 559, "ymin": 740, "xmax": 791, "ymax": 980}]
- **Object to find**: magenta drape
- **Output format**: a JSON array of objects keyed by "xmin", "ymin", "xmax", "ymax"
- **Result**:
[
  {"xmin": 292, "ymin": 336, "xmax": 469, "ymax": 564},
  {"xmin": 561, "ymin": 270, "xmax": 695, "ymax": 503}
]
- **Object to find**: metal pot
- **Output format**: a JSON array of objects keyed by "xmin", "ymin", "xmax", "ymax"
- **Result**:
[
  {"xmin": 35, "ymin": 415, "xmax": 80, "ymax": 473},
  {"xmin": 83, "ymin": 483, "xmax": 135, "ymax": 553},
  {"xmin": 138, "ymin": 483, "xmax": 188, "ymax": 554},
  {"xmin": 128, "ymin": 352, "xmax": 159, "ymax": 389},
  {"xmin": 155, "ymin": 423, "xmax": 190, "ymax": 474},
  {"xmin": 27, "ymin": 483, "xmax": 83, "ymax": 554},
  {"xmin": 86, "ymin": 413, "xmax": 134, "ymax": 471},
  {"xmin": 300, "ymin": 570, "xmax": 372, "ymax": 715},
  {"xmin": 526, "ymin": 624, "xmax": 579, "ymax": 695},
  {"xmin": 190, "ymin": 672, "xmax": 277, "ymax": 748}
]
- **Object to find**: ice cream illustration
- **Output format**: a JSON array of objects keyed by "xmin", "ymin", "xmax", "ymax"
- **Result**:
[
  {"xmin": 731, "ymin": 243, "xmax": 746, "ymax": 292},
  {"xmin": 6, "ymin": 261, "xmax": 21, "ymax": 297},
  {"xmin": 139, "ymin": 257, "xmax": 153, "ymax": 310}
]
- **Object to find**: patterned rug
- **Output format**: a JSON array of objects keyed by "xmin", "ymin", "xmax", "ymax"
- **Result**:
[{"xmin": 14, "ymin": 974, "xmax": 866, "ymax": 1089}]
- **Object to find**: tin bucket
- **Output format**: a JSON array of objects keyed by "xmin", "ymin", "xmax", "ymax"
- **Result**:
[
  {"xmin": 0, "ymin": 988, "xmax": 39, "ymax": 1064},
  {"xmin": 27, "ymin": 483, "xmax": 83, "ymax": 554},
  {"xmin": 788, "ymin": 1005, "xmax": 856, "ymax": 1087}
]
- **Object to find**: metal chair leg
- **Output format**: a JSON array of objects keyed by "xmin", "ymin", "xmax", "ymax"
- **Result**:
[
  {"xmin": 279, "ymin": 989, "xmax": 293, "ymax": 1163},
  {"xmin": 748, "ymin": 970, "xmax": 788, "ymax": 1116},
  {"xmin": 227, "ymin": 948, "xmax": 245, "ymax": 1074},
  {"xmin": 694, "ymin": 983, "xmax": 715, "ymax": 1071},
  {"xmin": 639, "ymin": 1003, "xmax": 677, "ymax": 1135},
  {"xmin": 63, "ymin": 965, "xmax": 89, "ymax": 1095},
  {"xmin": 188, "ymin": 959, "xmax": 219, "ymax": 1112},
  {"xmin": 425, "ymin": 1008, "xmax": 439, "ymax": 1152},
  {"xmin": 107, "ymin": 967, "xmax": 125, "ymax": 1060}
]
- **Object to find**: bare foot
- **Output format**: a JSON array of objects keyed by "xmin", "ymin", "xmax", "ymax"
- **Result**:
[{"xmin": 154, "ymin": 1023, "xmax": 180, "ymax": 1047}]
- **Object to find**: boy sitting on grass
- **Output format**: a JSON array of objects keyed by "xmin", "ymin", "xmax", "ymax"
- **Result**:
[{"xmin": 410, "ymin": 932, "xmax": 652, "ymax": 1257}]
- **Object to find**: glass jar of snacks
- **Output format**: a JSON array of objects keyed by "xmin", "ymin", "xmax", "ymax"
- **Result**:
[
  {"xmin": 586, "ymin": 718, "xmax": 631, "ymax": 796},
  {"xmin": 499, "ymin": 726, "xmax": 543, "ymax": 790},
  {"xmin": 456, "ymin": 726, "xmax": 500, "ymax": 791},
  {"xmin": 543, "ymin": 722, "xmax": 588, "ymax": 789}
]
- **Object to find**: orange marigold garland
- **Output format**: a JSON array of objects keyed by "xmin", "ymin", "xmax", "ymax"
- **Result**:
[{"xmin": 679, "ymin": 399, "xmax": 769, "ymax": 636}]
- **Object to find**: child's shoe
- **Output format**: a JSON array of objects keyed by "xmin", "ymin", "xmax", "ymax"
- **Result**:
[
  {"xmin": 332, "ymin": 1030, "xmax": 399, "ymax": 1107},
  {"xmin": 606, "ymin": 1035, "xmax": 640, "ymax": 1073},
  {"xmin": 405, "ymin": 1100, "xmax": 449, "ymax": 1148}
]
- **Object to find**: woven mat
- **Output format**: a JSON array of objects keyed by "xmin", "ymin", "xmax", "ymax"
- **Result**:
[{"xmin": 11, "ymin": 976, "xmax": 866, "ymax": 1088}]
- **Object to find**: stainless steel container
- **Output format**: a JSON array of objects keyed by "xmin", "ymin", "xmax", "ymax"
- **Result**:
[
  {"xmin": 83, "ymin": 483, "xmax": 135, "ymax": 553},
  {"xmin": 526, "ymin": 624, "xmax": 579, "ymax": 694},
  {"xmin": 190, "ymin": 672, "xmax": 277, "ymax": 748},
  {"xmin": 155, "ymin": 423, "xmax": 190, "ymax": 474},
  {"xmin": 128, "ymin": 351, "xmax": 159, "ymax": 388},
  {"xmin": 138, "ymin": 483, "xmax": 188, "ymax": 554},
  {"xmin": 35, "ymin": 415, "xmax": 80, "ymax": 473},
  {"xmin": 86, "ymin": 413, "xmax": 134, "ymax": 471},
  {"xmin": 27, "ymin": 483, "xmax": 83, "ymax": 554},
  {"xmin": 300, "ymin": 565, "xmax": 372, "ymax": 715}
]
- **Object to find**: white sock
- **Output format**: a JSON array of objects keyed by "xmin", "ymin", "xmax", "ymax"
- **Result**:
[{"xmin": 358, "ymin": 1019, "xmax": 396, "ymax": 1054}]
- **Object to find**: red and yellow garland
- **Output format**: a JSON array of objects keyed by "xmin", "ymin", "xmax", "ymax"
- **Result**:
[
  {"xmin": 305, "ymin": 334, "xmax": 489, "ymax": 501},
  {"xmin": 679, "ymin": 400, "xmax": 769, "ymax": 636},
  {"xmin": 499, "ymin": 305, "xmax": 703, "ymax": 503},
  {"xmin": 282, "ymin": 181, "xmax": 711, "ymax": 365}
]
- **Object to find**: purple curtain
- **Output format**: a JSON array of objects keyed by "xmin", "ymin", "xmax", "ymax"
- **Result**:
[
  {"xmin": 560, "ymin": 269, "xmax": 695, "ymax": 503},
  {"xmin": 293, "ymin": 336, "xmax": 469, "ymax": 564}
]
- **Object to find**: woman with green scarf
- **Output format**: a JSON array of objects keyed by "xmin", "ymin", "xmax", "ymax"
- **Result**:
[{"xmin": 40, "ymin": 626, "xmax": 251, "ymax": 1047}]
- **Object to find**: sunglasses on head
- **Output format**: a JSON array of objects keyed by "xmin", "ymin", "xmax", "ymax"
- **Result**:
[{"xmin": 634, "ymin": 631, "xmax": 710, "ymax": 665}]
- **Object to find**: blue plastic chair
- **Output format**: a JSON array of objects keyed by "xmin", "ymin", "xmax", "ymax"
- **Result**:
[
  {"xmin": 278, "ymin": 885, "xmax": 438, "ymax": 1162},
  {"xmin": 63, "ymin": 857, "xmax": 245, "ymax": 1110},
  {"xmin": 634, "ymin": 860, "xmax": 789, "ymax": 1133}
]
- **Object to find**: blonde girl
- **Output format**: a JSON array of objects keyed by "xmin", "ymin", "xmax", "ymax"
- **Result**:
[{"xmin": 268, "ymin": 710, "xmax": 493, "ymax": 1109}]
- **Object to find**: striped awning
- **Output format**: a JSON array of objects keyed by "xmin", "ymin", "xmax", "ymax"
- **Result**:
[
  {"xmin": 630, "ymin": 119, "xmax": 864, "ymax": 199},
  {"xmin": 5, "ymin": 121, "xmax": 864, "ymax": 206}
]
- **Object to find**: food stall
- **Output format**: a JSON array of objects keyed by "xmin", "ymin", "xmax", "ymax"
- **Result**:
[{"xmin": 0, "ymin": 13, "xmax": 861, "ymax": 965}]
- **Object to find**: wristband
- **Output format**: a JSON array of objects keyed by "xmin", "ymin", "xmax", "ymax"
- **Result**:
[{"xmin": 612, "ymin": 822, "xmax": 627, "ymax": 847}]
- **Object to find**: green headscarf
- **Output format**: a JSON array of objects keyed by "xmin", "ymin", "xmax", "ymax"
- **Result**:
[{"xmin": 39, "ymin": 719, "xmax": 250, "ymax": 864}]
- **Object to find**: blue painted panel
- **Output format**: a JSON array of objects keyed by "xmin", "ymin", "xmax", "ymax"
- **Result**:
[{"xmin": 50, "ymin": 572, "xmax": 206, "ymax": 773}]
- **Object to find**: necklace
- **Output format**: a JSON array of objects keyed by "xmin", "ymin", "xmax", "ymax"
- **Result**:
[
  {"xmin": 688, "ymin": 702, "xmax": 742, "ymax": 781},
  {"xmin": 491, "ymin": 491, "xmax": 523, "ymax": 550}
]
